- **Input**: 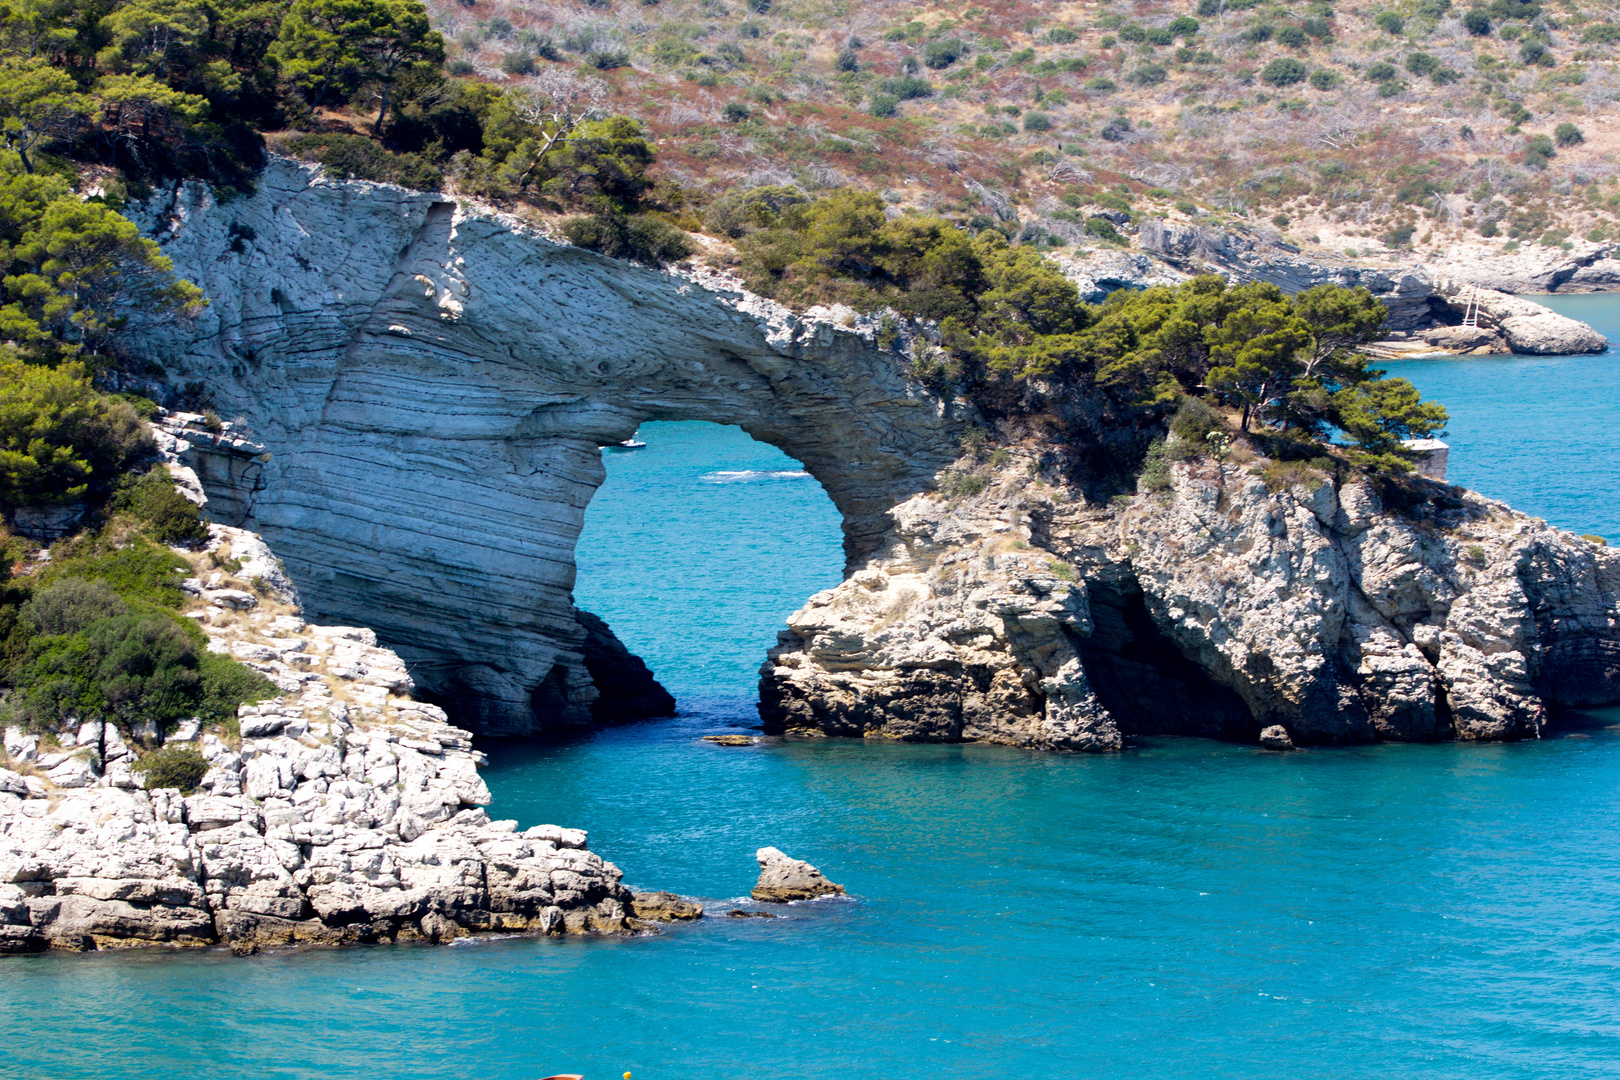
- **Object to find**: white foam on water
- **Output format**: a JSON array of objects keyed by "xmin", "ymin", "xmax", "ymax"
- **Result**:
[{"xmin": 701, "ymin": 469, "xmax": 811, "ymax": 483}]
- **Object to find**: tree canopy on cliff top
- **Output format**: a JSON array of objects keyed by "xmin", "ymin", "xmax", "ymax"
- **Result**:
[{"xmin": 732, "ymin": 189, "xmax": 1444, "ymax": 472}]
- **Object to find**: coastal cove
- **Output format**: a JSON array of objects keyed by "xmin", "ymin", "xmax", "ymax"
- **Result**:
[{"xmin": 5, "ymin": 318, "xmax": 1620, "ymax": 1078}]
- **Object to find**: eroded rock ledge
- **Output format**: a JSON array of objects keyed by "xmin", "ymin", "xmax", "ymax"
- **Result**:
[{"xmin": 761, "ymin": 453, "xmax": 1620, "ymax": 749}]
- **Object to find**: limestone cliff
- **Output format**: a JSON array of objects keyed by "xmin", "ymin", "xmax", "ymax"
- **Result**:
[
  {"xmin": 761, "ymin": 451, "xmax": 1620, "ymax": 749},
  {"xmin": 125, "ymin": 158, "xmax": 960, "ymax": 737},
  {"xmin": 122, "ymin": 158, "xmax": 1618, "ymax": 749}
]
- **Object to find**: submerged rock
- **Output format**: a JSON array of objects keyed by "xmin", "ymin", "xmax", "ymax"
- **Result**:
[{"xmin": 752, "ymin": 847, "xmax": 846, "ymax": 902}]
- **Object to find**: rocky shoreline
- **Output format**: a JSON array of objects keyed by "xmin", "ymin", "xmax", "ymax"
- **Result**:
[
  {"xmin": 0, "ymin": 436, "xmax": 699, "ymax": 954},
  {"xmin": 761, "ymin": 450, "xmax": 1620, "ymax": 750}
]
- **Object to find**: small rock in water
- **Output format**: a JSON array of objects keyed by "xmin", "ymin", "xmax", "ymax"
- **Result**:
[
  {"xmin": 752, "ymin": 846, "xmax": 846, "ymax": 902},
  {"xmin": 629, "ymin": 891, "xmax": 704, "ymax": 921},
  {"xmin": 1259, "ymin": 724, "xmax": 1295, "ymax": 751},
  {"xmin": 725, "ymin": 909, "xmax": 782, "ymax": 919},
  {"xmin": 702, "ymin": 735, "xmax": 757, "ymax": 746}
]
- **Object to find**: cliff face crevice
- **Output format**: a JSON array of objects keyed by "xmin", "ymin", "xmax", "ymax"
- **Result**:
[{"xmin": 126, "ymin": 159, "xmax": 961, "ymax": 736}]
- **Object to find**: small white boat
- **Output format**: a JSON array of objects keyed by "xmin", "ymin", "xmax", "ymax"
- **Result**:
[{"xmin": 604, "ymin": 438, "xmax": 646, "ymax": 452}]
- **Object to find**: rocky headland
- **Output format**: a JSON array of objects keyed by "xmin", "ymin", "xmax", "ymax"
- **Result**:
[
  {"xmin": 113, "ymin": 157, "xmax": 1619, "ymax": 757},
  {"xmin": 0, "ymin": 428, "xmax": 697, "ymax": 953},
  {"xmin": 761, "ymin": 450, "xmax": 1620, "ymax": 750}
]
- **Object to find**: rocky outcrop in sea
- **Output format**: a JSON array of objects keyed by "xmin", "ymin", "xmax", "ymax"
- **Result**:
[{"xmin": 760, "ymin": 450, "xmax": 1620, "ymax": 749}]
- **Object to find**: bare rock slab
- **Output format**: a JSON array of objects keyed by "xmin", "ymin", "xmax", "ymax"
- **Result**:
[
  {"xmin": 629, "ymin": 891, "xmax": 704, "ymax": 922},
  {"xmin": 752, "ymin": 847, "xmax": 846, "ymax": 902}
]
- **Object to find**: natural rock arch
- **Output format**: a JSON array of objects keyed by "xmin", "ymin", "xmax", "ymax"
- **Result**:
[
  {"xmin": 128, "ymin": 159, "xmax": 963, "ymax": 735},
  {"xmin": 128, "ymin": 159, "xmax": 1620, "ymax": 750}
]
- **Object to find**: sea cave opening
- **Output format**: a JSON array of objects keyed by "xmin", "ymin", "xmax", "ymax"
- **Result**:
[{"xmin": 570, "ymin": 420, "xmax": 846, "ymax": 720}]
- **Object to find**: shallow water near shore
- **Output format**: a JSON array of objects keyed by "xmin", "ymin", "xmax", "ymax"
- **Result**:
[{"xmin": 6, "ymin": 314, "xmax": 1620, "ymax": 1079}]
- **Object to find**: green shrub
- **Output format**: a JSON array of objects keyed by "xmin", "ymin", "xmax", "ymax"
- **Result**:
[
  {"xmin": 1276, "ymin": 25, "xmax": 1308, "ymax": 47},
  {"xmin": 562, "ymin": 211, "xmax": 694, "ymax": 266},
  {"xmin": 1086, "ymin": 76, "xmax": 1118, "ymax": 92},
  {"xmin": 1302, "ymin": 16, "xmax": 1333, "ymax": 38},
  {"xmin": 1518, "ymin": 41, "xmax": 1547, "ymax": 65},
  {"xmin": 877, "ymin": 75, "xmax": 934, "ymax": 99},
  {"xmin": 1168, "ymin": 15, "xmax": 1201, "ymax": 38},
  {"xmin": 836, "ymin": 48, "xmax": 859, "ymax": 71},
  {"xmin": 111, "ymin": 471, "xmax": 209, "ymax": 546},
  {"xmin": 1375, "ymin": 11, "xmax": 1405, "ymax": 34},
  {"xmin": 1243, "ymin": 23, "xmax": 1274, "ymax": 43},
  {"xmin": 1523, "ymin": 134, "xmax": 1555, "ymax": 168},
  {"xmin": 24, "ymin": 579, "xmax": 126, "ymax": 636},
  {"xmin": 1309, "ymin": 69, "xmax": 1341, "ymax": 89},
  {"xmin": 38, "ymin": 536, "xmax": 190, "ymax": 608},
  {"xmin": 1581, "ymin": 22, "xmax": 1620, "ymax": 44},
  {"xmin": 1170, "ymin": 396, "xmax": 1226, "ymax": 444},
  {"xmin": 1464, "ymin": 9, "xmax": 1494, "ymax": 33},
  {"xmin": 1085, "ymin": 216, "xmax": 1125, "ymax": 243},
  {"xmin": 1140, "ymin": 438, "xmax": 1175, "ymax": 493},
  {"xmin": 1260, "ymin": 460, "xmax": 1326, "ymax": 492},
  {"xmin": 282, "ymin": 133, "xmax": 443, "ymax": 191},
  {"xmin": 0, "ymin": 352, "xmax": 153, "ymax": 509},
  {"xmin": 1119, "ymin": 24, "xmax": 1147, "ymax": 42},
  {"xmin": 1045, "ymin": 27, "xmax": 1079, "ymax": 44},
  {"xmin": 1384, "ymin": 223, "xmax": 1417, "ymax": 247},
  {"xmin": 1023, "ymin": 111, "xmax": 1052, "ymax": 132},
  {"xmin": 1580, "ymin": 534, "xmax": 1608, "ymax": 546},
  {"xmin": 704, "ymin": 185, "xmax": 810, "ymax": 237},
  {"xmin": 1555, "ymin": 122, "xmax": 1584, "ymax": 146},
  {"xmin": 1406, "ymin": 52, "xmax": 1439, "ymax": 76},
  {"xmin": 868, "ymin": 93, "xmax": 899, "ymax": 117},
  {"xmin": 499, "ymin": 51, "xmax": 535, "ymax": 76},
  {"xmin": 136, "ymin": 745, "xmax": 209, "ymax": 794},
  {"xmin": 1366, "ymin": 61, "xmax": 1398, "ymax": 81},
  {"xmin": 939, "ymin": 467, "xmax": 991, "ymax": 497},
  {"xmin": 1130, "ymin": 63, "xmax": 1168, "ymax": 85},
  {"xmin": 1261, "ymin": 57, "xmax": 1309, "ymax": 86},
  {"xmin": 923, "ymin": 38, "xmax": 966, "ymax": 69},
  {"xmin": 1175, "ymin": 200, "xmax": 1197, "ymax": 214},
  {"xmin": 1146, "ymin": 27, "xmax": 1175, "ymax": 46},
  {"xmin": 722, "ymin": 102, "xmax": 752, "ymax": 122}
]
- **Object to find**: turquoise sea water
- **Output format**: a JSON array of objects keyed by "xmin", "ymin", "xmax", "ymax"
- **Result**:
[
  {"xmin": 1383, "ymin": 292, "xmax": 1619, "ymax": 540},
  {"xmin": 6, "ymin": 311, "xmax": 1620, "ymax": 1079}
]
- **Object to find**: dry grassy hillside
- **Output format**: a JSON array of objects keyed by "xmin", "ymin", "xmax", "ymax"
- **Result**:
[{"xmin": 422, "ymin": 0, "xmax": 1620, "ymax": 260}]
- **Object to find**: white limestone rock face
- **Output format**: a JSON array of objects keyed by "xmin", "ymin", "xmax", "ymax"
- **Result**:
[
  {"xmin": 0, "ymin": 527, "xmax": 683, "ymax": 954},
  {"xmin": 124, "ymin": 158, "xmax": 961, "ymax": 737},
  {"xmin": 762, "ymin": 451, "xmax": 1620, "ymax": 750}
]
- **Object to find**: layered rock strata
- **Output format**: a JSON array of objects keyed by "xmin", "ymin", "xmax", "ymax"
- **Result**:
[
  {"xmin": 125, "ymin": 158, "xmax": 959, "ymax": 736},
  {"xmin": 0, "ymin": 517, "xmax": 681, "ymax": 953},
  {"xmin": 761, "ymin": 452, "xmax": 1620, "ymax": 749}
]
